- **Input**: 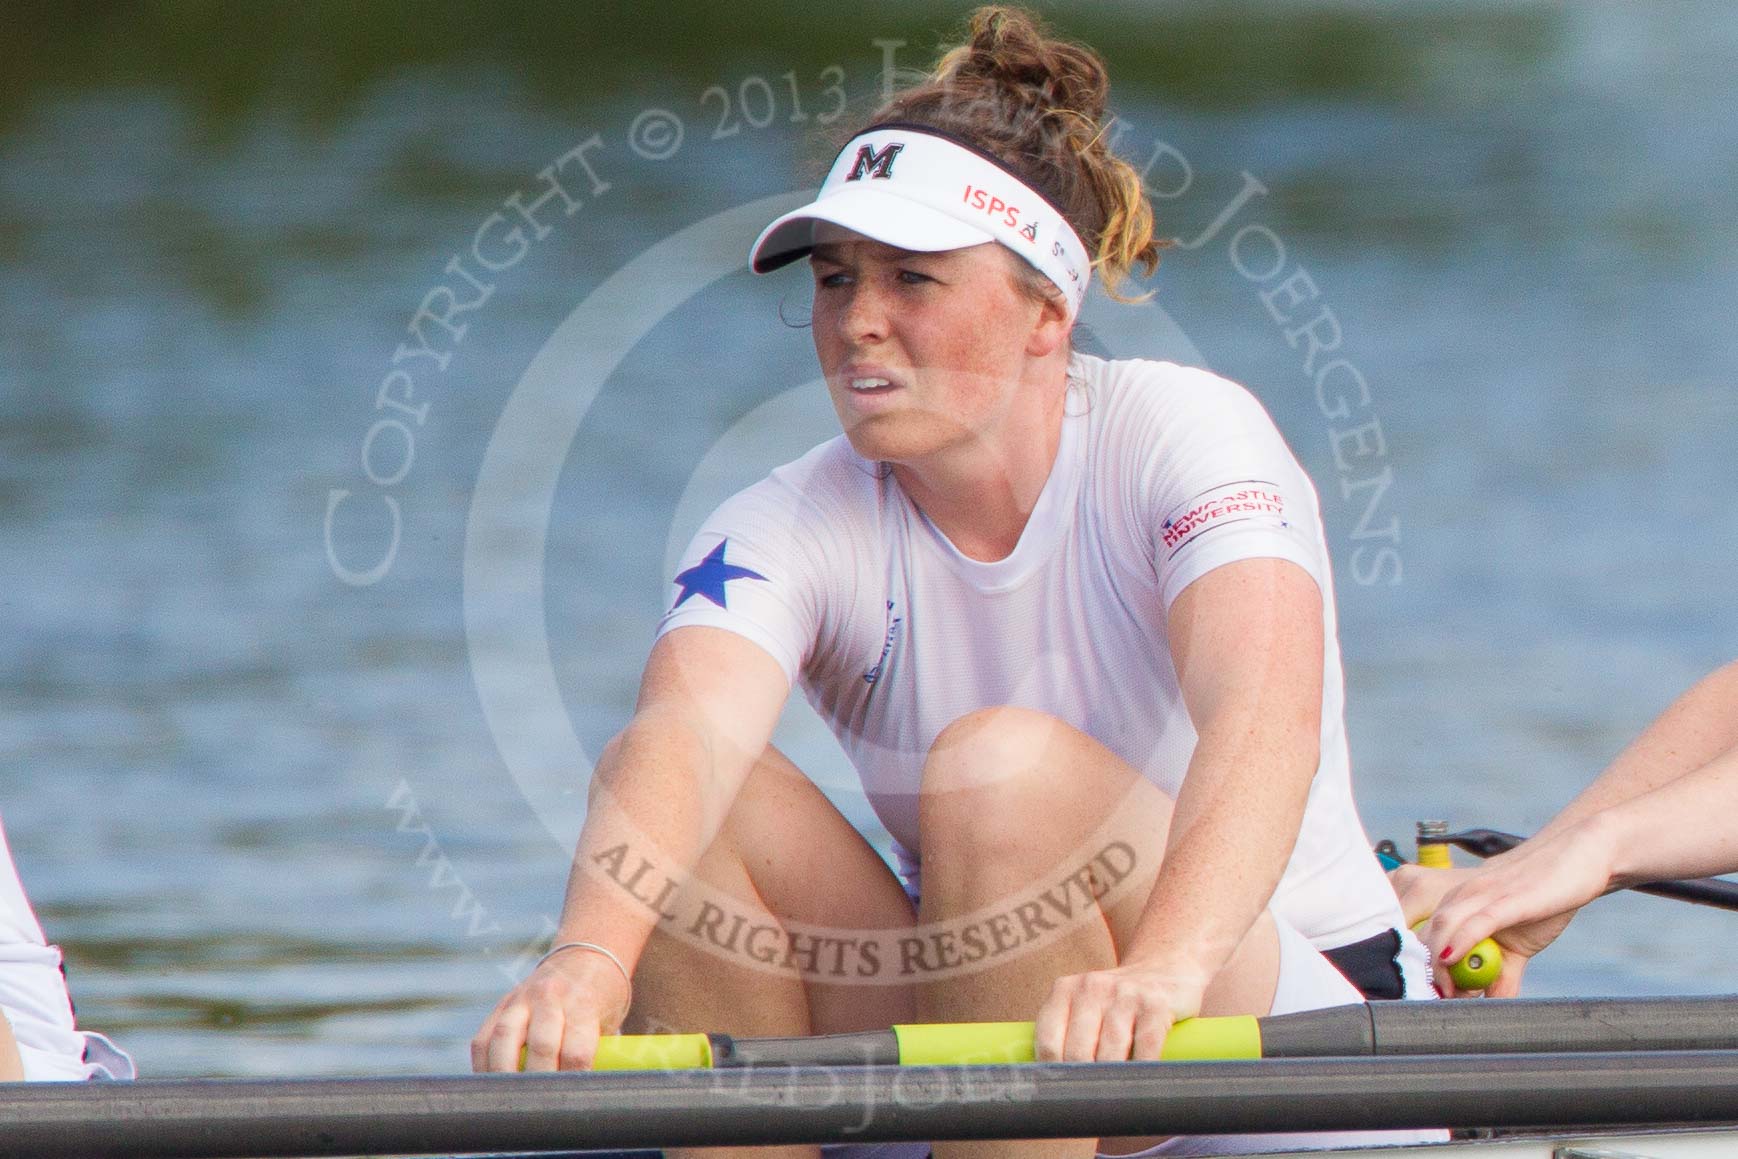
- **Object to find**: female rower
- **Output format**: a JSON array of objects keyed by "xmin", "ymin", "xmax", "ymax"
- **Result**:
[
  {"xmin": 476, "ymin": 8, "xmax": 1441, "ymax": 1155},
  {"xmin": 1399, "ymin": 661, "xmax": 1738, "ymax": 997}
]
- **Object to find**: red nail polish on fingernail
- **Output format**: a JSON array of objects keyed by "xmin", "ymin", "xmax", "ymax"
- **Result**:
[{"xmin": 1439, "ymin": 945, "xmax": 1455, "ymax": 962}]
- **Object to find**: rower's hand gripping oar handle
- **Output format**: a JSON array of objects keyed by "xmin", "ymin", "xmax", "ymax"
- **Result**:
[{"xmin": 1376, "ymin": 831, "xmax": 1506, "ymax": 990}]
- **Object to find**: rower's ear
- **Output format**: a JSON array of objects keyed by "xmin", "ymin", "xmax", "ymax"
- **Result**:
[{"xmin": 1024, "ymin": 287, "xmax": 1072, "ymax": 359}]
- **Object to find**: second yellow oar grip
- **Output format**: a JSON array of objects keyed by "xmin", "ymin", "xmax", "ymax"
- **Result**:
[
  {"xmin": 892, "ymin": 1015, "xmax": 1261, "ymax": 1065},
  {"xmin": 894, "ymin": 1021, "xmax": 1035, "ymax": 1064}
]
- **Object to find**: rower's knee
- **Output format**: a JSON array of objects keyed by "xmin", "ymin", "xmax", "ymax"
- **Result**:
[{"xmin": 918, "ymin": 707, "xmax": 1071, "ymax": 858}]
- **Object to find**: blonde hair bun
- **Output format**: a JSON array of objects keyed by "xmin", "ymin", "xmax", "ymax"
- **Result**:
[{"xmin": 863, "ymin": 5, "xmax": 1162, "ymax": 304}]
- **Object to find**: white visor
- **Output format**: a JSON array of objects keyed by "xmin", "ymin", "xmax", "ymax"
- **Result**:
[{"xmin": 751, "ymin": 124, "xmax": 1092, "ymax": 320}]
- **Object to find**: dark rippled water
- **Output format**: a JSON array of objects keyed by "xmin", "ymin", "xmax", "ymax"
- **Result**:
[{"xmin": 1, "ymin": 1, "xmax": 1734, "ymax": 1077}]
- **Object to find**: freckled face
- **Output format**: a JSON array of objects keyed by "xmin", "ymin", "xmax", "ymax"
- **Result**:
[{"xmin": 808, "ymin": 230, "xmax": 1047, "ymax": 465}]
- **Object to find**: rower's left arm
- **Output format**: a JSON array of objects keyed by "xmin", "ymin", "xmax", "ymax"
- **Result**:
[{"xmin": 1036, "ymin": 556, "xmax": 1325, "ymax": 1061}]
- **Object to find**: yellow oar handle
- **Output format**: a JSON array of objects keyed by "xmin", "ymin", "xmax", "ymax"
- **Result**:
[
  {"xmin": 1163, "ymin": 1014, "xmax": 1264, "ymax": 1060},
  {"xmin": 520, "ymin": 1033, "xmax": 714, "ymax": 1072},
  {"xmin": 596, "ymin": 1032, "xmax": 714, "ymax": 1070},
  {"xmin": 893, "ymin": 1020, "xmax": 1035, "ymax": 1064},
  {"xmin": 543, "ymin": 1016, "xmax": 1265, "ymax": 1072},
  {"xmin": 890, "ymin": 1017, "xmax": 1261, "ymax": 1064}
]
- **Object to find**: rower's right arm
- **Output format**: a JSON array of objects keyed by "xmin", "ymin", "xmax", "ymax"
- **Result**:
[{"xmin": 471, "ymin": 625, "xmax": 790, "ymax": 1073}]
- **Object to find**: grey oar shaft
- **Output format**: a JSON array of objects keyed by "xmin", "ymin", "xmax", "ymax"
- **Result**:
[
  {"xmin": 1260, "ymin": 994, "xmax": 1738, "ymax": 1058},
  {"xmin": 8, "ymin": 1052, "xmax": 1738, "ymax": 1158},
  {"xmin": 719, "ymin": 1029, "xmax": 901, "ymax": 1067},
  {"xmin": 682, "ymin": 995, "xmax": 1738, "ymax": 1071}
]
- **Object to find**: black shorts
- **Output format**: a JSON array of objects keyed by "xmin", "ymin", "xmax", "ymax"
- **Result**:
[{"xmin": 1322, "ymin": 927, "xmax": 1406, "ymax": 1001}]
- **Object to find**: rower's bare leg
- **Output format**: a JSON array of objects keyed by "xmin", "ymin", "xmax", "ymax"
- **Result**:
[
  {"xmin": 916, "ymin": 707, "xmax": 1281, "ymax": 1159},
  {"xmin": 628, "ymin": 743, "xmax": 917, "ymax": 1159},
  {"xmin": 0, "ymin": 1012, "xmax": 22, "ymax": 1081}
]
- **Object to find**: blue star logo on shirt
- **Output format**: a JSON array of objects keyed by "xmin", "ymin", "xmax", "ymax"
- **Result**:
[{"xmin": 672, "ymin": 539, "xmax": 767, "ymax": 610}]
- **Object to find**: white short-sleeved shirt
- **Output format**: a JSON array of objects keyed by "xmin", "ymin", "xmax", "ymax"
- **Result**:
[
  {"xmin": 1, "ymin": 814, "xmax": 132, "ymax": 1080},
  {"xmin": 658, "ymin": 353, "xmax": 1403, "ymax": 949}
]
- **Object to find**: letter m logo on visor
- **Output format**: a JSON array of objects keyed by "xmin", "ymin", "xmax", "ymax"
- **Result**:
[{"xmin": 846, "ymin": 142, "xmax": 904, "ymax": 181}]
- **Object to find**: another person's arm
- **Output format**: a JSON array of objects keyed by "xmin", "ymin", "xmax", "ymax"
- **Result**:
[
  {"xmin": 1526, "ymin": 661, "xmax": 1738, "ymax": 841},
  {"xmin": 1417, "ymin": 661, "xmax": 1738, "ymax": 995},
  {"xmin": 471, "ymin": 626, "xmax": 789, "ymax": 1072},
  {"xmin": 0, "ymin": 1012, "xmax": 22, "ymax": 1081},
  {"xmin": 1426, "ymin": 737, "xmax": 1738, "ymax": 996},
  {"xmin": 1035, "ymin": 557, "xmax": 1324, "ymax": 1060}
]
